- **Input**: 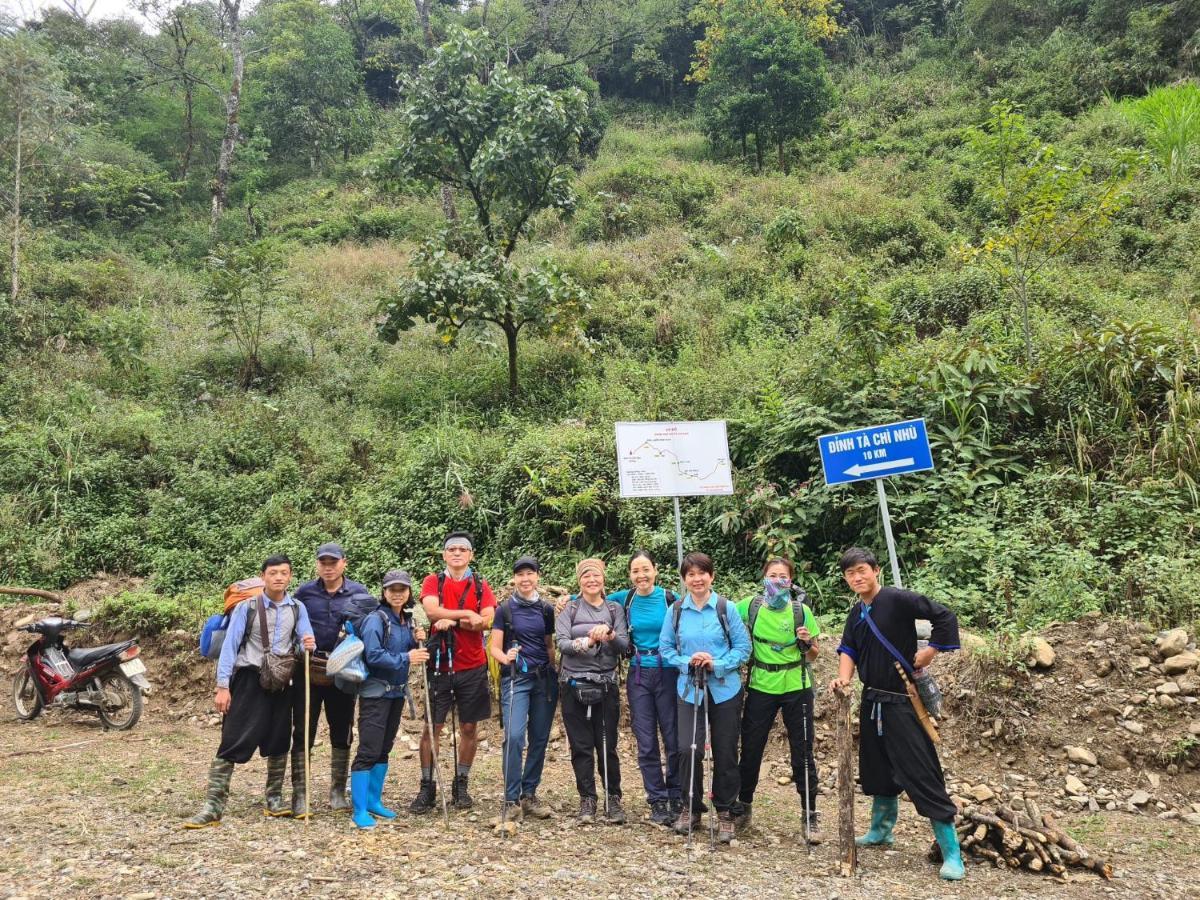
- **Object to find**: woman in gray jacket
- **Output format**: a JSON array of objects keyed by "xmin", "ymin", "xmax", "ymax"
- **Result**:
[{"xmin": 557, "ymin": 557, "xmax": 630, "ymax": 825}]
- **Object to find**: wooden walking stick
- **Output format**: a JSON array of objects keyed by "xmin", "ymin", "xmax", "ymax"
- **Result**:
[
  {"xmin": 834, "ymin": 685, "xmax": 857, "ymax": 877},
  {"xmin": 304, "ymin": 649, "xmax": 311, "ymax": 826}
]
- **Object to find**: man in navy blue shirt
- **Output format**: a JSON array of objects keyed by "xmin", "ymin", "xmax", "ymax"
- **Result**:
[{"xmin": 291, "ymin": 542, "xmax": 375, "ymax": 815}]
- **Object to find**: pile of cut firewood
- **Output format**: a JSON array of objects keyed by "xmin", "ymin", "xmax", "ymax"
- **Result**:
[{"xmin": 930, "ymin": 804, "xmax": 1114, "ymax": 883}]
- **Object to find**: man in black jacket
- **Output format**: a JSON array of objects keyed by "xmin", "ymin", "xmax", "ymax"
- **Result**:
[{"xmin": 828, "ymin": 547, "xmax": 964, "ymax": 881}]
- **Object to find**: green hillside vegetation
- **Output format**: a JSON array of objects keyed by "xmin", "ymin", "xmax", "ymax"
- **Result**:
[{"xmin": 1, "ymin": 1, "xmax": 1198, "ymax": 635}]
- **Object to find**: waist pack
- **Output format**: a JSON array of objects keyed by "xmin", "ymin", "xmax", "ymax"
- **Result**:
[
  {"xmin": 256, "ymin": 598, "xmax": 296, "ymax": 692},
  {"xmin": 570, "ymin": 679, "xmax": 606, "ymax": 705}
]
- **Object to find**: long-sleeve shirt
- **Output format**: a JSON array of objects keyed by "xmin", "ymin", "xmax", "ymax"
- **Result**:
[
  {"xmin": 294, "ymin": 577, "xmax": 375, "ymax": 653},
  {"xmin": 556, "ymin": 597, "xmax": 630, "ymax": 681},
  {"xmin": 606, "ymin": 585, "xmax": 674, "ymax": 667},
  {"xmin": 837, "ymin": 586, "xmax": 960, "ymax": 694},
  {"xmin": 658, "ymin": 593, "xmax": 750, "ymax": 705},
  {"xmin": 360, "ymin": 605, "xmax": 418, "ymax": 699},
  {"xmin": 217, "ymin": 593, "xmax": 314, "ymax": 689}
]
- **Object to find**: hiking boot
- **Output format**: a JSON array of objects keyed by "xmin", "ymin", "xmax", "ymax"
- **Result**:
[
  {"xmin": 803, "ymin": 810, "xmax": 824, "ymax": 845},
  {"xmin": 668, "ymin": 796, "xmax": 684, "ymax": 819},
  {"xmin": 648, "ymin": 799, "xmax": 674, "ymax": 827},
  {"xmin": 857, "ymin": 795, "xmax": 899, "ymax": 847},
  {"xmin": 521, "ymin": 794, "xmax": 552, "ymax": 819},
  {"xmin": 263, "ymin": 754, "xmax": 291, "ymax": 817},
  {"xmin": 329, "ymin": 746, "xmax": 352, "ymax": 812},
  {"xmin": 451, "ymin": 774, "xmax": 473, "ymax": 810},
  {"xmin": 578, "ymin": 796, "xmax": 597, "ymax": 824},
  {"xmin": 672, "ymin": 807, "xmax": 701, "ymax": 835},
  {"xmin": 732, "ymin": 801, "xmax": 752, "ymax": 833},
  {"xmin": 604, "ymin": 795, "xmax": 626, "ymax": 825},
  {"xmin": 289, "ymin": 749, "xmax": 309, "ymax": 818},
  {"xmin": 717, "ymin": 811, "xmax": 736, "ymax": 844},
  {"xmin": 183, "ymin": 758, "xmax": 233, "ymax": 829},
  {"xmin": 500, "ymin": 799, "xmax": 524, "ymax": 822},
  {"xmin": 409, "ymin": 778, "xmax": 437, "ymax": 815}
]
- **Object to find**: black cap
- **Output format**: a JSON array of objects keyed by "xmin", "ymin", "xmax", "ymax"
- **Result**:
[
  {"xmin": 382, "ymin": 570, "xmax": 412, "ymax": 589},
  {"xmin": 316, "ymin": 542, "xmax": 345, "ymax": 560},
  {"xmin": 512, "ymin": 555, "xmax": 540, "ymax": 574}
]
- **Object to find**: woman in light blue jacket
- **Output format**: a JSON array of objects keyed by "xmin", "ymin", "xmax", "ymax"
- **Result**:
[
  {"xmin": 350, "ymin": 570, "xmax": 427, "ymax": 829},
  {"xmin": 659, "ymin": 552, "xmax": 750, "ymax": 844}
]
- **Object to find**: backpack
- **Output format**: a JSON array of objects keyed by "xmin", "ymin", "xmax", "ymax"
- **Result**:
[
  {"xmin": 497, "ymin": 596, "xmax": 556, "ymax": 675},
  {"xmin": 437, "ymin": 571, "xmax": 486, "ymax": 613},
  {"xmin": 669, "ymin": 596, "xmax": 732, "ymax": 654},
  {"xmin": 199, "ymin": 577, "xmax": 267, "ymax": 660},
  {"xmin": 746, "ymin": 590, "xmax": 812, "ymax": 672},
  {"xmin": 622, "ymin": 587, "xmax": 676, "ymax": 658},
  {"xmin": 334, "ymin": 609, "xmax": 401, "ymax": 696}
]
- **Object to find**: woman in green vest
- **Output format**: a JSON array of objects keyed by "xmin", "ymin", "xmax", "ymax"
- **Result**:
[{"xmin": 733, "ymin": 557, "xmax": 822, "ymax": 841}]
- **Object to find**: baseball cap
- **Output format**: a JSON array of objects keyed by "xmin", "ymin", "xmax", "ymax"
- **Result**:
[
  {"xmin": 316, "ymin": 542, "xmax": 345, "ymax": 560},
  {"xmin": 382, "ymin": 569, "xmax": 412, "ymax": 589},
  {"xmin": 512, "ymin": 555, "xmax": 540, "ymax": 574}
]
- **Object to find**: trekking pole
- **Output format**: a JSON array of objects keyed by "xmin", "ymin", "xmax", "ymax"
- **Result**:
[
  {"xmin": 424, "ymin": 638, "xmax": 450, "ymax": 830},
  {"xmin": 446, "ymin": 632, "xmax": 460, "ymax": 793},
  {"xmin": 700, "ymin": 668, "xmax": 715, "ymax": 851},
  {"xmin": 304, "ymin": 649, "xmax": 311, "ymax": 826},
  {"xmin": 500, "ymin": 645, "xmax": 520, "ymax": 838},
  {"xmin": 599, "ymin": 681, "xmax": 611, "ymax": 823},
  {"xmin": 685, "ymin": 666, "xmax": 701, "ymax": 849},
  {"xmin": 801, "ymin": 650, "xmax": 814, "ymax": 855}
]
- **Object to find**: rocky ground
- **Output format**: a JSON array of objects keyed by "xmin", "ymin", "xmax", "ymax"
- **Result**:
[{"xmin": 2, "ymin": 596, "xmax": 1199, "ymax": 899}]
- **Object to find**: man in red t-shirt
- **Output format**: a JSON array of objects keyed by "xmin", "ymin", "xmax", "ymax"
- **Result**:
[{"xmin": 409, "ymin": 530, "xmax": 497, "ymax": 813}]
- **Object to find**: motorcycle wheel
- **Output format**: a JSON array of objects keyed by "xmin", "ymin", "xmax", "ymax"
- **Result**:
[
  {"xmin": 95, "ymin": 670, "xmax": 143, "ymax": 731},
  {"xmin": 11, "ymin": 667, "xmax": 43, "ymax": 720}
]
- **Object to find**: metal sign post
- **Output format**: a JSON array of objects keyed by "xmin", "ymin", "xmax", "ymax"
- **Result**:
[
  {"xmin": 673, "ymin": 496, "xmax": 685, "ymax": 571},
  {"xmin": 818, "ymin": 418, "xmax": 934, "ymax": 589}
]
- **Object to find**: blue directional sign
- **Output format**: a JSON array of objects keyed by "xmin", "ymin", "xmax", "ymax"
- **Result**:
[{"xmin": 818, "ymin": 418, "xmax": 934, "ymax": 486}]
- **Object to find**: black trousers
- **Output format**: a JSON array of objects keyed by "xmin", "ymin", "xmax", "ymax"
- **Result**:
[
  {"xmin": 738, "ymin": 687, "xmax": 818, "ymax": 810},
  {"xmin": 351, "ymin": 695, "xmax": 405, "ymax": 772},
  {"xmin": 859, "ymin": 692, "xmax": 957, "ymax": 822},
  {"xmin": 560, "ymin": 682, "xmax": 622, "ymax": 800},
  {"xmin": 293, "ymin": 678, "xmax": 355, "ymax": 750},
  {"xmin": 217, "ymin": 666, "xmax": 293, "ymax": 763},
  {"xmin": 675, "ymin": 688, "xmax": 742, "ymax": 814}
]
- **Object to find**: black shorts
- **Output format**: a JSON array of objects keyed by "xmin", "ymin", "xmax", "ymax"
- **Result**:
[{"xmin": 429, "ymin": 665, "xmax": 492, "ymax": 725}]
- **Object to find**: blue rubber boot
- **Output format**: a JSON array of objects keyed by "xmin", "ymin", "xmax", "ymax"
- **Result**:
[
  {"xmin": 350, "ymin": 770, "xmax": 375, "ymax": 829},
  {"xmin": 856, "ymin": 795, "xmax": 898, "ymax": 846},
  {"xmin": 368, "ymin": 763, "xmax": 396, "ymax": 819},
  {"xmin": 932, "ymin": 819, "xmax": 965, "ymax": 880}
]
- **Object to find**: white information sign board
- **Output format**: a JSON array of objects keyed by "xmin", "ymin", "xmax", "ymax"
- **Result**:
[{"xmin": 615, "ymin": 420, "xmax": 735, "ymax": 498}]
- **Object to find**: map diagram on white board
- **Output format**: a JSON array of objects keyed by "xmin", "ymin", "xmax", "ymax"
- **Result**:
[{"xmin": 616, "ymin": 421, "xmax": 735, "ymax": 498}]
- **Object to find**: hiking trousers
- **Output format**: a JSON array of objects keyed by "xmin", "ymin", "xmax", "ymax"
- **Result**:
[
  {"xmin": 352, "ymin": 694, "xmax": 404, "ymax": 773},
  {"xmin": 675, "ymin": 687, "xmax": 742, "ymax": 814},
  {"xmin": 859, "ymin": 689, "xmax": 957, "ymax": 822},
  {"xmin": 561, "ymin": 680, "xmax": 622, "ymax": 801},
  {"xmin": 293, "ymin": 679, "xmax": 355, "ymax": 750},
  {"xmin": 738, "ymin": 686, "xmax": 817, "ymax": 811},
  {"xmin": 626, "ymin": 663, "xmax": 680, "ymax": 803},
  {"xmin": 217, "ymin": 666, "xmax": 293, "ymax": 763},
  {"xmin": 499, "ymin": 671, "xmax": 559, "ymax": 802}
]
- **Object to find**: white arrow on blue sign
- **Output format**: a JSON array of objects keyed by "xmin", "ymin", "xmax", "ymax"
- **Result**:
[{"xmin": 818, "ymin": 418, "xmax": 934, "ymax": 487}]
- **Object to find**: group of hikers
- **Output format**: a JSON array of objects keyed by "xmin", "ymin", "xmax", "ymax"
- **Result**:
[{"xmin": 184, "ymin": 532, "xmax": 966, "ymax": 881}]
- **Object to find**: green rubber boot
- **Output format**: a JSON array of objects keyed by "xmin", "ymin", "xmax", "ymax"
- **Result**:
[
  {"xmin": 856, "ymin": 795, "xmax": 898, "ymax": 847},
  {"xmin": 290, "ymin": 748, "xmax": 309, "ymax": 818},
  {"xmin": 184, "ymin": 758, "xmax": 234, "ymax": 828},
  {"xmin": 264, "ymin": 755, "xmax": 291, "ymax": 817},
  {"xmin": 932, "ymin": 819, "xmax": 965, "ymax": 880},
  {"xmin": 329, "ymin": 746, "xmax": 352, "ymax": 812}
]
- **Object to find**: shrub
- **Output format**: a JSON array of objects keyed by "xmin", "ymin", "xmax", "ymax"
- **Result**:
[{"xmin": 94, "ymin": 590, "xmax": 210, "ymax": 636}]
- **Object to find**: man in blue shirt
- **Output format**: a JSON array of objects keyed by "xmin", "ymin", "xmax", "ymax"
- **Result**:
[
  {"xmin": 292, "ymin": 542, "xmax": 376, "ymax": 815},
  {"xmin": 184, "ymin": 555, "xmax": 315, "ymax": 828}
]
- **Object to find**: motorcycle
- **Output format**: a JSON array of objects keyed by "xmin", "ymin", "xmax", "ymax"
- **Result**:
[{"xmin": 10, "ymin": 617, "xmax": 152, "ymax": 730}]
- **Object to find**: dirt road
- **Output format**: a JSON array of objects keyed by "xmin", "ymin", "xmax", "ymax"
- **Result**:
[{"xmin": 1, "ymin": 708, "xmax": 1194, "ymax": 900}]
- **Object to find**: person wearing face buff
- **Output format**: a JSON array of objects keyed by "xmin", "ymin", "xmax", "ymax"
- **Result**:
[{"xmin": 732, "ymin": 557, "xmax": 822, "ymax": 841}]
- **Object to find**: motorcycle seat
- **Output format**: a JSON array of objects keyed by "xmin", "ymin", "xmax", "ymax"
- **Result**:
[{"xmin": 67, "ymin": 643, "xmax": 130, "ymax": 669}]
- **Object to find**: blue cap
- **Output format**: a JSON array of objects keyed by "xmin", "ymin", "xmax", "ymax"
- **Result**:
[{"xmin": 316, "ymin": 542, "xmax": 345, "ymax": 560}]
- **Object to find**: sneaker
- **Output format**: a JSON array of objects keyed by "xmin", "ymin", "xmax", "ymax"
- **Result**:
[
  {"xmin": 408, "ymin": 778, "xmax": 436, "ymax": 815},
  {"xmin": 604, "ymin": 795, "xmax": 626, "ymax": 825},
  {"xmin": 672, "ymin": 807, "xmax": 701, "ymax": 835},
  {"xmin": 578, "ymin": 796, "xmax": 597, "ymax": 824},
  {"xmin": 451, "ymin": 774, "xmax": 473, "ymax": 810},
  {"xmin": 802, "ymin": 810, "xmax": 824, "ymax": 845},
  {"xmin": 649, "ymin": 799, "xmax": 674, "ymax": 827},
  {"xmin": 717, "ymin": 811, "xmax": 736, "ymax": 844},
  {"xmin": 521, "ymin": 794, "xmax": 553, "ymax": 819}
]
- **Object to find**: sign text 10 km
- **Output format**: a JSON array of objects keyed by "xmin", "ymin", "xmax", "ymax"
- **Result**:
[{"xmin": 818, "ymin": 418, "xmax": 934, "ymax": 486}]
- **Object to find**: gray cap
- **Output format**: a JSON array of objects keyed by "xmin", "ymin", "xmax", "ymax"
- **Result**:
[
  {"xmin": 512, "ymin": 555, "xmax": 540, "ymax": 574},
  {"xmin": 382, "ymin": 569, "xmax": 412, "ymax": 589},
  {"xmin": 316, "ymin": 542, "xmax": 345, "ymax": 560}
]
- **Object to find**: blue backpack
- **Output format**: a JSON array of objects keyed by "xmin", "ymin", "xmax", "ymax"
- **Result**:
[{"xmin": 199, "ymin": 612, "xmax": 230, "ymax": 660}]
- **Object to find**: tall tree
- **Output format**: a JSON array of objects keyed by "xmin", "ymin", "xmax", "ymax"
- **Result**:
[
  {"xmin": 0, "ymin": 32, "xmax": 75, "ymax": 304},
  {"xmin": 376, "ymin": 27, "xmax": 590, "ymax": 399},
  {"xmin": 210, "ymin": 0, "xmax": 246, "ymax": 229}
]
